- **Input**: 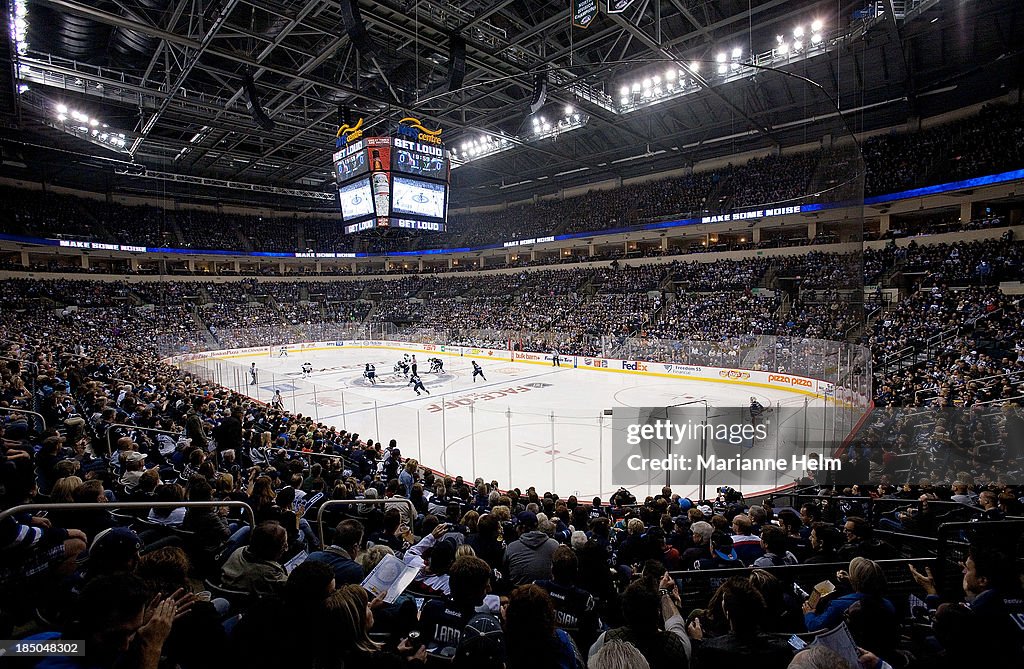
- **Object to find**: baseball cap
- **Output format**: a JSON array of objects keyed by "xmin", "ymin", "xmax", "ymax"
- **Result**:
[
  {"xmin": 710, "ymin": 531, "xmax": 738, "ymax": 561},
  {"xmin": 458, "ymin": 613, "xmax": 505, "ymax": 662},
  {"xmin": 88, "ymin": 528, "xmax": 143, "ymax": 567},
  {"xmin": 122, "ymin": 451, "xmax": 146, "ymax": 464},
  {"xmin": 516, "ymin": 511, "xmax": 538, "ymax": 528}
]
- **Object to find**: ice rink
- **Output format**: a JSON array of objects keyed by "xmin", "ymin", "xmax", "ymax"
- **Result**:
[{"xmin": 204, "ymin": 345, "xmax": 832, "ymax": 501}]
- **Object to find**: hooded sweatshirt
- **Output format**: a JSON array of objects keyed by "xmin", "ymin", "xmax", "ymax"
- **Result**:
[{"xmin": 503, "ymin": 530, "xmax": 559, "ymax": 585}]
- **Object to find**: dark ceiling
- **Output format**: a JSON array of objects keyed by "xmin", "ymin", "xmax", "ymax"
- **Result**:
[{"xmin": 1, "ymin": 0, "xmax": 1022, "ymax": 209}]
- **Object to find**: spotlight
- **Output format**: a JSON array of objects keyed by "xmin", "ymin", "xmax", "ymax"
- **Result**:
[
  {"xmin": 665, "ymin": 69, "xmax": 676, "ymax": 80},
  {"xmin": 811, "ymin": 33, "xmax": 822, "ymax": 45},
  {"xmin": 564, "ymin": 104, "xmax": 573, "ymax": 115},
  {"xmin": 631, "ymin": 82, "xmax": 641, "ymax": 92},
  {"xmin": 777, "ymin": 42, "xmax": 789, "ymax": 55},
  {"xmin": 793, "ymin": 25, "xmax": 805, "ymax": 38},
  {"xmin": 56, "ymin": 103, "xmax": 67, "ymax": 114},
  {"xmin": 652, "ymin": 75, "xmax": 661, "ymax": 85},
  {"xmin": 689, "ymin": 62, "xmax": 699, "ymax": 72},
  {"xmin": 620, "ymin": 97, "xmax": 629, "ymax": 106},
  {"xmin": 717, "ymin": 64, "xmax": 728, "ymax": 75},
  {"xmin": 89, "ymin": 118, "xmax": 98, "ymax": 127},
  {"xmin": 542, "ymin": 122, "xmax": 550, "ymax": 131},
  {"xmin": 716, "ymin": 52, "xmax": 727, "ymax": 63},
  {"xmin": 620, "ymin": 85, "xmax": 629, "ymax": 96},
  {"xmin": 731, "ymin": 46, "xmax": 742, "ymax": 59},
  {"xmin": 811, "ymin": 19, "xmax": 823, "ymax": 32},
  {"xmin": 793, "ymin": 39, "xmax": 803, "ymax": 51},
  {"xmin": 642, "ymin": 78, "xmax": 652, "ymax": 89}
]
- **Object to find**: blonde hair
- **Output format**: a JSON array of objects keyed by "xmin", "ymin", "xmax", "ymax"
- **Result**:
[
  {"xmin": 325, "ymin": 585, "xmax": 380, "ymax": 654},
  {"xmin": 491, "ymin": 505, "xmax": 511, "ymax": 523},
  {"xmin": 51, "ymin": 476, "xmax": 83, "ymax": 503},
  {"xmin": 455, "ymin": 544, "xmax": 477, "ymax": 559},
  {"xmin": 357, "ymin": 544, "xmax": 395, "ymax": 572},
  {"xmin": 848, "ymin": 557, "xmax": 886, "ymax": 596},
  {"xmin": 627, "ymin": 518, "xmax": 644, "ymax": 535}
]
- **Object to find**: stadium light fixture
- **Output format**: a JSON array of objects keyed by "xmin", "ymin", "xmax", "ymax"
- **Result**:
[
  {"xmin": 793, "ymin": 25, "xmax": 805, "ymax": 38},
  {"xmin": 715, "ymin": 52, "xmax": 727, "ymax": 63},
  {"xmin": 811, "ymin": 19, "xmax": 823, "ymax": 32},
  {"xmin": 731, "ymin": 47, "xmax": 742, "ymax": 59},
  {"xmin": 51, "ymin": 102, "xmax": 132, "ymax": 153},
  {"xmin": 10, "ymin": 0, "xmax": 28, "ymax": 56}
]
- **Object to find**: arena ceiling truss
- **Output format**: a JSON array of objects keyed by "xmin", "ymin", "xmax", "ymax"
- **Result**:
[{"xmin": 2, "ymin": 0, "xmax": 1021, "ymax": 207}]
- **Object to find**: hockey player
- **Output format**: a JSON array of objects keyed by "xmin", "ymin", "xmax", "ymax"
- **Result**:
[
  {"xmin": 394, "ymin": 359, "xmax": 410, "ymax": 377},
  {"xmin": 749, "ymin": 396, "xmax": 765, "ymax": 420},
  {"xmin": 249, "ymin": 362, "xmax": 258, "ymax": 386},
  {"xmin": 411, "ymin": 354, "xmax": 418, "ymax": 376},
  {"xmin": 428, "ymin": 357, "xmax": 444, "ymax": 373},
  {"xmin": 364, "ymin": 363, "xmax": 377, "ymax": 385},
  {"xmin": 552, "ymin": 349, "xmax": 561, "ymax": 367},
  {"xmin": 278, "ymin": 346, "xmax": 288, "ymax": 358},
  {"xmin": 271, "ymin": 389, "xmax": 284, "ymax": 411},
  {"xmin": 409, "ymin": 373, "xmax": 430, "ymax": 396},
  {"xmin": 301, "ymin": 361, "xmax": 313, "ymax": 378},
  {"xmin": 471, "ymin": 360, "xmax": 486, "ymax": 382}
]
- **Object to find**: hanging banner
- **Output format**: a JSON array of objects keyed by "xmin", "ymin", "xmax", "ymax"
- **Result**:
[
  {"xmin": 573, "ymin": 0, "xmax": 598, "ymax": 28},
  {"xmin": 606, "ymin": 0, "xmax": 636, "ymax": 13}
]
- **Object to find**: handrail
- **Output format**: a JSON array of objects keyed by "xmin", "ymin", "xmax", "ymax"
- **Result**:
[
  {"xmin": 107, "ymin": 423, "xmax": 183, "ymax": 455},
  {"xmin": 666, "ymin": 556, "xmax": 935, "ymax": 578},
  {"xmin": 277, "ymin": 448, "xmax": 347, "ymax": 460},
  {"xmin": 0, "ymin": 355, "xmax": 38, "ymax": 371},
  {"xmin": 975, "ymin": 393, "xmax": 1024, "ymax": 406},
  {"xmin": 914, "ymin": 368, "xmax": 1024, "ymax": 403},
  {"xmin": 0, "ymin": 406, "xmax": 47, "ymax": 431},
  {"xmin": 315, "ymin": 498, "xmax": 416, "ymax": 546},
  {"xmin": 0, "ymin": 500, "xmax": 257, "ymax": 527}
]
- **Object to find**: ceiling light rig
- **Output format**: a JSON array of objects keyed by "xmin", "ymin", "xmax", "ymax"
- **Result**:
[
  {"xmin": 10, "ymin": 0, "xmax": 29, "ymax": 56},
  {"xmin": 52, "ymin": 102, "xmax": 132, "ymax": 154},
  {"xmin": 615, "ymin": 19, "xmax": 828, "ymax": 114},
  {"xmin": 530, "ymin": 105, "xmax": 589, "ymax": 141},
  {"xmin": 448, "ymin": 131, "xmax": 515, "ymax": 169}
]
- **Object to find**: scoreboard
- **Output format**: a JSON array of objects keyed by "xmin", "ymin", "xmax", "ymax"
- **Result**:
[{"xmin": 333, "ymin": 122, "xmax": 450, "ymax": 235}]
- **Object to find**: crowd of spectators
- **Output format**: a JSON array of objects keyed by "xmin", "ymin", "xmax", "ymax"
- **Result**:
[
  {"xmin": 2, "ymin": 104, "xmax": 1020, "ymax": 256},
  {"xmin": 0, "ymin": 306, "xmax": 1020, "ymax": 666},
  {"xmin": 2, "ymin": 229, "xmax": 1024, "ymax": 408}
]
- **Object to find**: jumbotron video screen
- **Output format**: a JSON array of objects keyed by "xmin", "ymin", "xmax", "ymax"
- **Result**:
[{"xmin": 333, "ymin": 132, "xmax": 450, "ymax": 234}]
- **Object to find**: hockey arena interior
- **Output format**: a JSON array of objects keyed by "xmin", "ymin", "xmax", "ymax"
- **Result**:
[{"xmin": 1, "ymin": 1, "xmax": 1023, "ymax": 667}]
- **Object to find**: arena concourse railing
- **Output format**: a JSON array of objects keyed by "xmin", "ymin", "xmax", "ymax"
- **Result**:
[
  {"xmin": 0, "ymin": 500, "xmax": 257, "ymax": 528},
  {"xmin": 166, "ymin": 327, "xmax": 873, "ymax": 501},
  {"xmin": 0, "ymin": 406, "xmax": 47, "ymax": 432},
  {"xmin": 106, "ymin": 423, "xmax": 184, "ymax": 456},
  {"xmin": 315, "ymin": 498, "xmax": 416, "ymax": 546},
  {"xmin": 666, "ymin": 557, "xmax": 936, "ymax": 615}
]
